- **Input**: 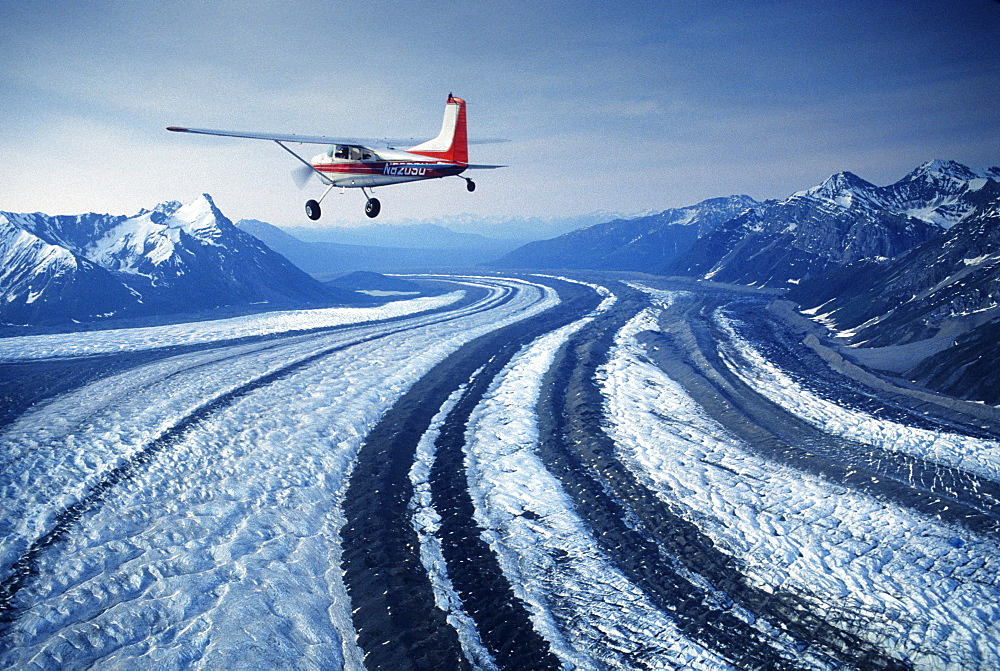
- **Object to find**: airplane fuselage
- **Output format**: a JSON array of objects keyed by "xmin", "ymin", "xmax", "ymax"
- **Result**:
[{"xmin": 310, "ymin": 146, "xmax": 467, "ymax": 188}]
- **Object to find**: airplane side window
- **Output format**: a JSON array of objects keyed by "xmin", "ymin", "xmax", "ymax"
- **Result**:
[
  {"xmin": 335, "ymin": 146, "xmax": 349, "ymax": 159},
  {"xmin": 349, "ymin": 147, "xmax": 362, "ymax": 161},
  {"xmin": 362, "ymin": 150, "xmax": 373, "ymax": 161}
]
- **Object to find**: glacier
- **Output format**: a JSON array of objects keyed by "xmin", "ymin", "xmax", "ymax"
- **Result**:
[{"xmin": 0, "ymin": 276, "xmax": 556, "ymax": 669}]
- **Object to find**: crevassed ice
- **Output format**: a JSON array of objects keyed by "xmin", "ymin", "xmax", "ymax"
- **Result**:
[
  {"xmin": 713, "ymin": 309, "xmax": 1000, "ymax": 483},
  {"xmin": 0, "ymin": 276, "xmax": 557, "ymax": 670},
  {"xmin": 463, "ymin": 284, "xmax": 733, "ymax": 670},
  {"xmin": 601, "ymin": 305, "xmax": 1000, "ymax": 669}
]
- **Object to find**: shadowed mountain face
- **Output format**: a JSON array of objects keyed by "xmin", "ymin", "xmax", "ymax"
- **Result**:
[
  {"xmin": 669, "ymin": 187, "xmax": 940, "ymax": 287},
  {"xmin": 492, "ymin": 195, "xmax": 758, "ymax": 271},
  {"xmin": 668, "ymin": 161, "xmax": 1000, "ymax": 288},
  {"xmin": 493, "ymin": 159, "xmax": 1000, "ymax": 404},
  {"xmin": 789, "ymin": 180, "xmax": 1000, "ymax": 403},
  {"xmin": 0, "ymin": 196, "xmax": 355, "ymax": 326}
]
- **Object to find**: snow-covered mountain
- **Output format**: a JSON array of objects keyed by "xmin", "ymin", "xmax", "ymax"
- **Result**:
[
  {"xmin": 789, "ymin": 179, "xmax": 1000, "ymax": 402},
  {"xmin": 673, "ymin": 179, "xmax": 940, "ymax": 287},
  {"xmin": 494, "ymin": 160, "xmax": 997, "ymax": 286},
  {"xmin": 875, "ymin": 159, "xmax": 1000, "ymax": 228},
  {"xmin": 0, "ymin": 214, "xmax": 140, "ymax": 325},
  {"xmin": 492, "ymin": 196, "xmax": 759, "ymax": 271},
  {"xmin": 672, "ymin": 161, "xmax": 998, "ymax": 287},
  {"xmin": 0, "ymin": 195, "xmax": 352, "ymax": 326}
]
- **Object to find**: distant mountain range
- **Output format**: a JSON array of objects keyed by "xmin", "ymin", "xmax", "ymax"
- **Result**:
[
  {"xmin": 0, "ymin": 195, "xmax": 357, "ymax": 327},
  {"xmin": 237, "ymin": 219, "xmax": 516, "ymax": 278},
  {"xmin": 331, "ymin": 210, "xmax": 654, "ymax": 243},
  {"xmin": 493, "ymin": 196, "xmax": 758, "ymax": 272},
  {"xmin": 496, "ymin": 160, "xmax": 999, "ymax": 282}
]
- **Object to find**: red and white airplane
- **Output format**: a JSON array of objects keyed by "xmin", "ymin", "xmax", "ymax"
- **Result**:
[{"xmin": 168, "ymin": 94, "xmax": 503, "ymax": 220}]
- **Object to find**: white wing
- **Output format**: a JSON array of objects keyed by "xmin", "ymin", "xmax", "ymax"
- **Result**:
[{"xmin": 166, "ymin": 126, "xmax": 414, "ymax": 147}]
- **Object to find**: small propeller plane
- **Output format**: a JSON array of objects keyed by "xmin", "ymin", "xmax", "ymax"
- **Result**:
[{"xmin": 168, "ymin": 94, "xmax": 504, "ymax": 220}]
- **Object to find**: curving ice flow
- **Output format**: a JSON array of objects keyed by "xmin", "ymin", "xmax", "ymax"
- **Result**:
[
  {"xmin": 600, "ymin": 303, "xmax": 1000, "ymax": 669},
  {"xmin": 0, "ymin": 280, "xmax": 512, "ymax": 571},
  {"xmin": 713, "ymin": 309, "xmax": 1000, "ymax": 483},
  {"xmin": 0, "ymin": 276, "xmax": 557, "ymax": 670},
  {"xmin": 409, "ymin": 381, "xmax": 500, "ymax": 671},
  {"xmin": 0, "ymin": 291, "xmax": 466, "ymax": 362},
  {"xmin": 462, "ymin": 284, "xmax": 735, "ymax": 670}
]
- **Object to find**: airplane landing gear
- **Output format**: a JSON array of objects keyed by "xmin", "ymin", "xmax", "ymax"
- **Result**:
[
  {"xmin": 306, "ymin": 182, "xmax": 336, "ymax": 221},
  {"xmin": 365, "ymin": 197, "xmax": 381, "ymax": 218},
  {"xmin": 464, "ymin": 178, "xmax": 476, "ymax": 192}
]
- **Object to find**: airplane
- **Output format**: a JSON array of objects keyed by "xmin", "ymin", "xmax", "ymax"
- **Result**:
[{"xmin": 167, "ymin": 94, "xmax": 504, "ymax": 220}]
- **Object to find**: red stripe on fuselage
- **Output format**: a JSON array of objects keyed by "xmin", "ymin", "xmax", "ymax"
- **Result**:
[{"xmin": 312, "ymin": 161, "xmax": 466, "ymax": 178}]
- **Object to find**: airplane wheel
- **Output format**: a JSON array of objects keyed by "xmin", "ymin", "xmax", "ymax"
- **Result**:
[
  {"xmin": 466, "ymin": 179, "xmax": 476, "ymax": 192},
  {"xmin": 365, "ymin": 197, "xmax": 381, "ymax": 218},
  {"xmin": 305, "ymin": 199, "xmax": 321, "ymax": 220}
]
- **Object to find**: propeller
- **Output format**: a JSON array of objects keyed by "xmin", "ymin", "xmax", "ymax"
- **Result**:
[{"xmin": 292, "ymin": 164, "xmax": 316, "ymax": 189}]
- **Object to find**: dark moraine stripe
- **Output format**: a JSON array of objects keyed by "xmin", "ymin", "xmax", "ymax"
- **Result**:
[{"xmin": 340, "ymin": 277, "xmax": 600, "ymax": 670}]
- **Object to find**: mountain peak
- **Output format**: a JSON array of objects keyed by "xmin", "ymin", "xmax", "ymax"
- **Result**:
[
  {"xmin": 821, "ymin": 171, "xmax": 877, "ymax": 191},
  {"xmin": 171, "ymin": 194, "xmax": 232, "ymax": 243},
  {"xmin": 154, "ymin": 200, "xmax": 184, "ymax": 216},
  {"xmin": 793, "ymin": 171, "xmax": 879, "ymax": 209},
  {"xmin": 903, "ymin": 159, "xmax": 980, "ymax": 183}
]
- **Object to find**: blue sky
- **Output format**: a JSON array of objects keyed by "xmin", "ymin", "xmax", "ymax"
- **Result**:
[{"xmin": 2, "ymin": 0, "xmax": 998, "ymax": 230}]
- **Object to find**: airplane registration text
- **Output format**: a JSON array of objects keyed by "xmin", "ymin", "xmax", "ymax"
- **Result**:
[{"xmin": 383, "ymin": 164, "xmax": 429, "ymax": 176}]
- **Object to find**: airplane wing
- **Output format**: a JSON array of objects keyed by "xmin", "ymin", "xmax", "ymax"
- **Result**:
[{"xmin": 166, "ymin": 126, "xmax": 414, "ymax": 147}]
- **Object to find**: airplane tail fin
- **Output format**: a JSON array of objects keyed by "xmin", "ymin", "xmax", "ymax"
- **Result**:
[{"xmin": 407, "ymin": 94, "xmax": 468, "ymax": 164}]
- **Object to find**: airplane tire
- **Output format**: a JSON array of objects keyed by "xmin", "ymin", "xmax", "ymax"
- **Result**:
[
  {"xmin": 365, "ymin": 197, "xmax": 381, "ymax": 218},
  {"xmin": 467, "ymin": 180, "xmax": 476, "ymax": 192},
  {"xmin": 305, "ymin": 199, "xmax": 321, "ymax": 220}
]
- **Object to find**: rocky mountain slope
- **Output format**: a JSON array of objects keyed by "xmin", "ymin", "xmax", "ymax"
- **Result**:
[
  {"xmin": 666, "ymin": 162, "xmax": 1000, "ymax": 287},
  {"xmin": 789, "ymin": 179, "xmax": 1000, "ymax": 402},
  {"xmin": 492, "ymin": 196, "xmax": 758, "ymax": 271}
]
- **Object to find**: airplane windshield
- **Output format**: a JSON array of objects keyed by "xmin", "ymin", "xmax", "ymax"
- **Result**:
[{"xmin": 328, "ymin": 145, "xmax": 373, "ymax": 161}]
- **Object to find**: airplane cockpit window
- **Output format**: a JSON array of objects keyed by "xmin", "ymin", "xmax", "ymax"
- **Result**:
[{"xmin": 328, "ymin": 145, "xmax": 374, "ymax": 161}]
